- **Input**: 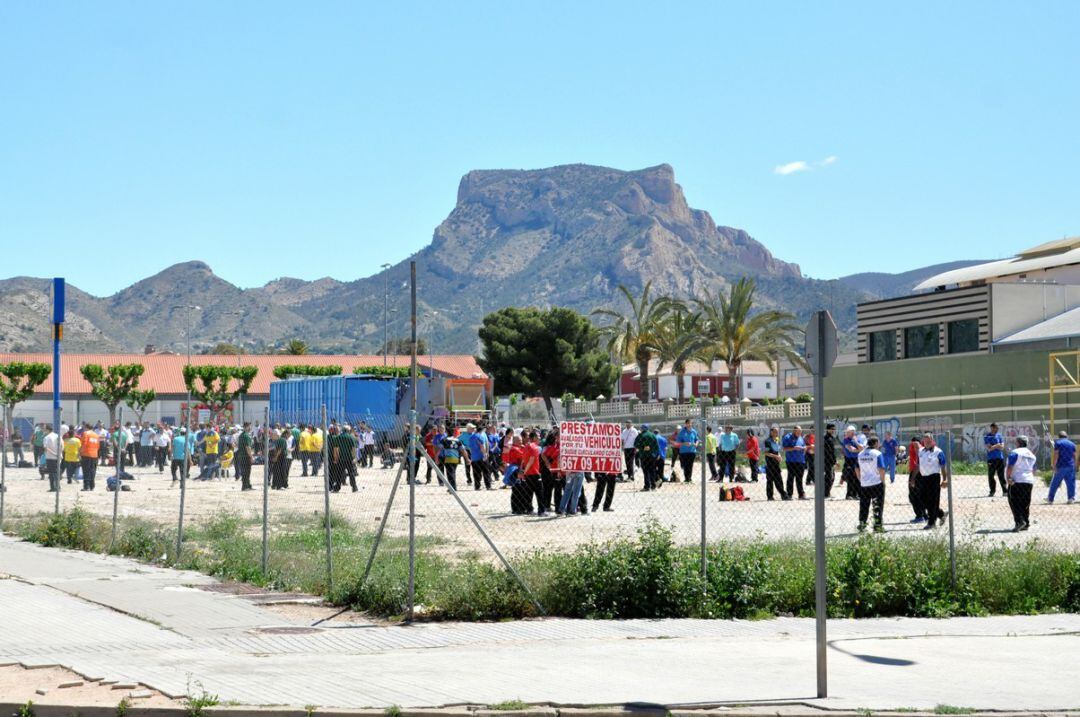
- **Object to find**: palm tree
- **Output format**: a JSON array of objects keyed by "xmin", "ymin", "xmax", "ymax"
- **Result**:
[
  {"xmin": 654, "ymin": 309, "xmax": 710, "ymax": 404},
  {"xmin": 695, "ymin": 278, "xmax": 804, "ymax": 401},
  {"xmin": 282, "ymin": 339, "xmax": 309, "ymax": 356},
  {"xmin": 592, "ymin": 282, "xmax": 681, "ymax": 401}
]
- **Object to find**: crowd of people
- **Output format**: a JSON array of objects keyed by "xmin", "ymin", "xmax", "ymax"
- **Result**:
[{"xmin": 4, "ymin": 414, "xmax": 1075, "ymax": 534}]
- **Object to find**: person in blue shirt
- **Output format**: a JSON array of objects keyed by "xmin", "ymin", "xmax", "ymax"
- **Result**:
[
  {"xmin": 984, "ymin": 423, "xmax": 1006, "ymax": 496},
  {"xmin": 655, "ymin": 432, "xmax": 669, "ymax": 485},
  {"xmin": 718, "ymin": 425, "xmax": 740, "ymax": 482},
  {"xmin": 465, "ymin": 424, "xmax": 490, "ymax": 490},
  {"xmin": 781, "ymin": 426, "xmax": 807, "ymax": 499},
  {"xmin": 1049, "ymin": 430, "xmax": 1076, "ymax": 504},
  {"xmin": 675, "ymin": 419, "xmax": 699, "ymax": 484},
  {"xmin": 170, "ymin": 428, "xmax": 190, "ymax": 484},
  {"xmin": 880, "ymin": 431, "xmax": 899, "ymax": 483},
  {"xmin": 840, "ymin": 426, "xmax": 861, "ymax": 500}
]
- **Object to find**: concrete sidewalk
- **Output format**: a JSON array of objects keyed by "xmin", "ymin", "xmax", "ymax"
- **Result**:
[{"xmin": 0, "ymin": 535, "xmax": 1078, "ymax": 710}]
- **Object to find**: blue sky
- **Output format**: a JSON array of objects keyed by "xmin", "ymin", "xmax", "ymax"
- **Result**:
[{"xmin": 2, "ymin": 1, "xmax": 1078, "ymax": 296}]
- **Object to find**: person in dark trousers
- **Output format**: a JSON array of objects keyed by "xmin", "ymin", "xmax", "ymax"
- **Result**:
[
  {"xmin": 79, "ymin": 423, "xmax": 100, "ymax": 491},
  {"xmin": 917, "ymin": 433, "xmax": 948, "ymax": 529},
  {"xmin": 763, "ymin": 426, "xmax": 789, "ymax": 500},
  {"xmin": 439, "ymin": 432, "xmax": 464, "ymax": 492},
  {"xmin": 856, "ymin": 436, "xmax": 887, "ymax": 532},
  {"xmin": 592, "ymin": 472, "xmax": 617, "ymax": 512},
  {"xmin": 1006, "ymin": 435, "xmax": 1036, "ymax": 531},
  {"xmin": 820, "ymin": 424, "xmax": 837, "ymax": 496},
  {"xmin": 907, "ymin": 434, "xmax": 926, "ymax": 522},
  {"xmin": 675, "ymin": 418, "xmax": 699, "ymax": 484},
  {"xmin": 718, "ymin": 425, "xmax": 740, "ymax": 482},
  {"xmin": 805, "ymin": 429, "xmax": 816, "ymax": 485},
  {"xmin": 984, "ymin": 422, "xmax": 1007, "ymax": 497},
  {"xmin": 782, "ymin": 425, "xmax": 807, "ymax": 499},
  {"xmin": 621, "ymin": 421, "xmax": 638, "ymax": 483},
  {"xmin": 840, "ymin": 426, "xmax": 861, "ymax": 499},
  {"xmin": 744, "ymin": 429, "xmax": 760, "ymax": 482},
  {"xmin": 705, "ymin": 425, "xmax": 719, "ymax": 481},
  {"xmin": 634, "ymin": 425, "xmax": 659, "ymax": 491},
  {"xmin": 270, "ymin": 429, "xmax": 289, "ymax": 489},
  {"xmin": 539, "ymin": 428, "xmax": 561, "ymax": 512},
  {"xmin": 235, "ymin": 423, "xmax": 254, "ymax": 491}
]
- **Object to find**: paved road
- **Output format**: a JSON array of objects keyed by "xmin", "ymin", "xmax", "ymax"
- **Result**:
[{"xmin": 0, "ymin": 536, "xmax": 1078, "ymax": 710}]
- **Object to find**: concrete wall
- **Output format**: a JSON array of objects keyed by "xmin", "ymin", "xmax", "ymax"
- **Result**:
[
  {"xmin": 990, "ymin": 283, "xmax": 1080, "ymax": 340},
  {"xmin": 8, "ymin": 398, "xmax": 270, "ymax": 433}
]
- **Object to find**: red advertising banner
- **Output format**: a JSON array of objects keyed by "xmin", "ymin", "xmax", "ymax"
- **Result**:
[{"xmin": 558, "ymin": 420, "xmax": 624, "ymax": 474}]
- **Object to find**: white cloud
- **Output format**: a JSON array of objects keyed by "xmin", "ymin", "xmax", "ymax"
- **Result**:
[
  {"xmin": 774, "ymin": 161, "xmax": 809, "ymax": 176},
  {"xmin": 774, "ymin": 155, "xmax": 837, "ymax": 175}
]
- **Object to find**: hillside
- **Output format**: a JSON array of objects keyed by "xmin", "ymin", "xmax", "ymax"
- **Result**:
[{"xmin": 0, "ymin": 163, "xmax": 969, "ymax": 355}]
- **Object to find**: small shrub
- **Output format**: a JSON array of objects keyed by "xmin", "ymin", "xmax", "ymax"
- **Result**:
[{"xmin": 490, "ymin": 700, "xmax": 529, "ymax": 711}]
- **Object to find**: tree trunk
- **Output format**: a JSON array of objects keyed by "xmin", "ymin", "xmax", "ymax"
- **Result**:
[
  {"xmin": 727, "ymin": 364, "xmax": 739, "ymax": 402},
  {"xmin": 541, "ymin": 393, "xmax": 554, "ymax": 418},
  {"xmin": 637, "ymin": 356, "xmax": 650, "ymax": 402},
  {"xmin": 108, "ymin": 404, "xmax": 117, "ymax": 430},
  {"xmin": 676, "ymin": 368, "xmax": 685, "ymax": 404}
]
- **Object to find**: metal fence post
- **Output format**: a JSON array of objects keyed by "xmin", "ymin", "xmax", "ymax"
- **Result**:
[
  {"xmin": 177, "ymin": 394, "xmax": 190, "ymax": 560},
  {"xmin": 0, "ymin": 423, "xmax": 6, "ymax": 532},
  {"xmin": 945, "ymin": 431, "xmax": 957, "ymax": 589},
  {"xmin": 699, "ymin": 404, "xmax": 707, "ymax": 585},
  {"xmin": 407, "ymin": 409, "xmax": 417, "ymax": 623},
  {"xmin": 321, "ymin": 404, "xmax": 333, "ymax": 593},
  {"xmin": 262, "ymin": 407, "xmax": 270, "ymax": 575},
  {"xmin": 110, "ymin": 408, "xmax": 122, "ymax": 552}
]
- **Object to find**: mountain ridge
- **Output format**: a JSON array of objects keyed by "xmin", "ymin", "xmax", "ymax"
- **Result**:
[{"xmin": 0, "ymin": 163, "xmax": 979, "ymax": 355}]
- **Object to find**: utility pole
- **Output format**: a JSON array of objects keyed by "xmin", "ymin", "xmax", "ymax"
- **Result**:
[{"xmin": 381, "ymin": 263, "xmax": 391, "ymax": 365}]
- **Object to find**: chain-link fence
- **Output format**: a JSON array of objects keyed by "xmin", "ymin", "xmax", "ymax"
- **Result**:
[{"xmin": 2, "ymin": 397, "xmax": 1078, "ymax": 616}]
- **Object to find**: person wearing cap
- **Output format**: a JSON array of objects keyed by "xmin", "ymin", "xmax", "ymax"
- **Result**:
[
  {"xmin": 856, "ymin": 436, "xmax": 887, "ymax": 532},
  {"xmin": 839, "ymin": 426, "xmax": 861, "ymax": 500},
  {"xmin": 235, "ymin": 422, "xmax": 254, "ymax": 491},
  {"xmin": 1006, "ymin": 435, "xmax": 1037, "ymax": 531},
  {"xmin": 718, "ymin": 425, "xmax": 740, "ymax": 482},
  {"xmin": 763, "ymin": 426, "xmax": 788, "ymax": 500},
  {"xmin": 984, "ymin": 422, "xmax": 1007, "ymax": 497},
  {"xmin": 917, "ymin": 433, "xmax": 948, "ymax": 529},
  {"xmin": 170, "ymin": 427, "xmax": 190, "ymax": 484},
  {"xmin": 1048, "ymin": 430, "xmax": 1076, "ymax": 505},
  {"xmin": 782, "ymin": 425, "xmax": 807, "ymax": 500},
  {"xmin": 621, "ymin": 421, "xmax": 639, "ymax": 483}
]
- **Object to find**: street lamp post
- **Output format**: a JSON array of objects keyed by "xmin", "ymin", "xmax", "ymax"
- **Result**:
[
  {"xmin": 381, "ymin": 263, "xmax": 391, "ymax": 365},
  {"xmin": 170, "ymin": 303, "xmax": 200, "ymax": 560}
]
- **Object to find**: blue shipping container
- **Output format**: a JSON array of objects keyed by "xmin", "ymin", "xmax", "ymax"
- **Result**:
[{"xmin": 269, "ymin": 376, "xmax": 401, "ymax": 426}]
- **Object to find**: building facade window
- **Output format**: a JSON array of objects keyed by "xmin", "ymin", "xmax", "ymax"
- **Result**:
[
  {"xmin": 747, "ymin": 381, "xmax": 753, "ymax": 389},
  {"xmin": 905, "ymin": 323, "xmax": 940, "ymax": 358},
  {"xmin": 784, "ymin": 369, "xmax": 799, "ymax": 388},
  {"xmin": 948, "ymin": 318, "xmax": 980, "ymax": 354},
  {"xmin": 869, "ymin": 329, "xmax": 896, "ymax": 362}
]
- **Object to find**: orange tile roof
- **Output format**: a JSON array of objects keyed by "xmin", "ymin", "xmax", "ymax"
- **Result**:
[{"xmin": 0, "ymin": 353, "xmax": 488, "ymax": 397}]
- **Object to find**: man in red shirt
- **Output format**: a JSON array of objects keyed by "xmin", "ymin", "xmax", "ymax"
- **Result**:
[{"xmin": 519, "ymin": 431, "xmax": 544, "ymax": 515}]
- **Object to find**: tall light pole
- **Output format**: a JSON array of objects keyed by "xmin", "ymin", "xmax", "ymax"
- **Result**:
[
  {"xmin": 381, "ymin": 263, "xmax": 391, "ymax": 365},
  {"xmin": 170, "ymin": 303, "xmax": 200, "ymax": 560},
  {"xmin": 220, "ymin": 310, "xmax": 245, "ymax": 424}
]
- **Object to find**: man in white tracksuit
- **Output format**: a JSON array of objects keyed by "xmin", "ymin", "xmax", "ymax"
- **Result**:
[{"xmin": 857, "ymin": 436, "xmax": 887, "ymax": 533}]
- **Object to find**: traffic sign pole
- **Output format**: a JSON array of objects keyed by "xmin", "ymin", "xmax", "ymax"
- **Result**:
[{"xmin": 807, "ymin": 309, "xmax": 837, "ymax": 699}]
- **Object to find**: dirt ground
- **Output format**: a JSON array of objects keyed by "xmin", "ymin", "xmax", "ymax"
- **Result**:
[
  {"xmin": 2, "ymin": 459, "xmax": 1078, "ymax": 556},
  {"xmin": 0, "ymin": 663, "xmax": 180, "ymax": 708}
]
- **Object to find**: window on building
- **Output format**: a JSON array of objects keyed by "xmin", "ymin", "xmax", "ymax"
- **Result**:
[
  {"xmin": 784, "ymin": 369, "xmax": 799, "ymax": 388},
  {"xmin": 747, "ymin": 381, "xmax": 753, "ymax": 389},
  {"xmin": 948, "ymin": 318, "xmax": 980, "ymax": 354},
  {"xmin": 905, "ymin": 323, "xmax": 939, "ymax": 358},
  {"xmin": 765, "ymin": 381, "xmax": 771, "ymax": 389},
  {"xmin": 869, "ymin": 329, "xmax": 896, "ymax": 362}
]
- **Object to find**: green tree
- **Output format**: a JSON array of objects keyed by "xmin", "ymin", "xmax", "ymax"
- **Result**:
[
  {"xmin": 79, "ymin": 363, "xmax": 149, "ymax": 428},
  {"xmin": 272, "ymin": 365, "xmax": 342, "ymax": 379},
  {"xmin": 182, "ymin": 365, "xmax": 258, "ymax": 420},
  {"xmin": 125, "ymin": 389, "xmax": 157, "ymax": 424},
  {"xmin": 282, "ymin": 339, "xmax": 310, "ymax": 356},
  {"xmin": 695, "ymin": 278, "xmax": 804, "ymax": 401},
  {"xmin": 0, "ymin": 362, "xmax": 51, "ymax": 444},
  {"xmin": 653, "ymin": 309, "xmax": 710, "ymax": 404},
  {"xmin": 591, "ymin": 282, "xmax": 681, "ymax": 401},
  {"xmin": 202, "ymin": 342, "xmax": 245, "ymax": 355},
  {"xmin": 478, "ymin": 306, "xmax": 618, "ymax": 414}
]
